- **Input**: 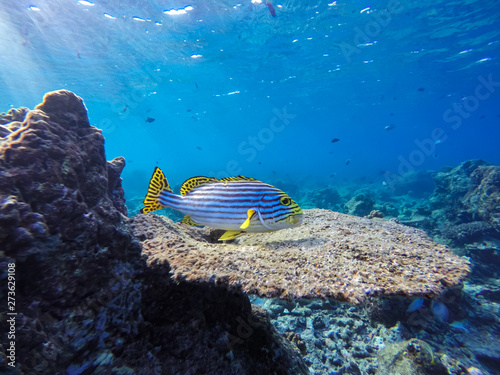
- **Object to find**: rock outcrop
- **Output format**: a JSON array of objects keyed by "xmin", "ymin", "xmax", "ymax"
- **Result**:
[
  {"xmin": 0, "ymin": 91, "xmax": 141, "ymax": 375},
  {"xmin": 430, "ymin": 160, "xmax": 500, "ymax": 245}
]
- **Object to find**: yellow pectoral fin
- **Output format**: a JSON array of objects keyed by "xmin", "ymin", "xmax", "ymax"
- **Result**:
[
  {"xmin": 240, "ymin": 209, "xmax": 256, "ymax": 229},
  {"xmin": 218, "ymin": 230, "xmax": 245, "ymax": 241}
]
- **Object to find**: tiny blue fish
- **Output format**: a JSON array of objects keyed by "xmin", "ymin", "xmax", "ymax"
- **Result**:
[
  {"xmin": 449, "ymin": 320, "xmax": 470, "ymax": 333},
  {"xmin": 407, "ymin": 298, "xmax": 425, "ymax": 313},
  {"xmin": 431, "ymin": 301, "xmax": 449, "ymax": 322}
]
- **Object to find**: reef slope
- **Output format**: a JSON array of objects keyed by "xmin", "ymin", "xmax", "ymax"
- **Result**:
[{"xmin": 131, "ymin": 210, "xmax": 470, "ymax": 304}]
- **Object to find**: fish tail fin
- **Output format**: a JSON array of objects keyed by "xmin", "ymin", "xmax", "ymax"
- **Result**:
[{"xmin": 140, "ymin": 167, "xmax": 173, "ymax": 214}]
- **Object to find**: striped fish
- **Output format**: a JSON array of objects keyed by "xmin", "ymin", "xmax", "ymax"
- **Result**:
[{"xmin": 140, "ymin": 167, "xmax": 303, "ymax": 241}]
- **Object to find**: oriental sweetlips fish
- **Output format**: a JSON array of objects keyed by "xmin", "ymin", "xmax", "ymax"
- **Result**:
[{"xmin": 140, "ymin": 167, "xmax": 304, "ymax": 240}]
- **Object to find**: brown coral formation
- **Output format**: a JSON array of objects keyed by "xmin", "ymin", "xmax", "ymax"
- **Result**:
[
  {"xmin": 130, "ymin": 209, "xmax": 471, "ymax": 304},
  {"xmin": 464, "ymin": 164, "xmax": 500, "ymax": 228},
  {"xmin": 0, "ymin": 90, "xmax": 141, "ymax": 374}
]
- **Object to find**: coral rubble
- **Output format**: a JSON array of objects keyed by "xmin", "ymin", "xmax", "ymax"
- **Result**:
[{"xmin": 130, "ymin": 209, "xmax": 470, "ymax": 304}]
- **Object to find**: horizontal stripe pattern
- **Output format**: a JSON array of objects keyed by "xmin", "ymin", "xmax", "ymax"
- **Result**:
[{"xmin": 158, "ymin": 180, "xmax": 302, "ymax": 232}]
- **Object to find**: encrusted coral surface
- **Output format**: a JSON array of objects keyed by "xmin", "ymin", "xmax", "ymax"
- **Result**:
[
  {"xmin": 131, "ymin": 209, "xmax": 470, "ymax": 304},
  {"xmin": 0, "ymin": 90, "xmax": 141, "ymax": 374},
  {"xmin": 464, "ymin": 164, "xmax": 500, "ymax": 228}
]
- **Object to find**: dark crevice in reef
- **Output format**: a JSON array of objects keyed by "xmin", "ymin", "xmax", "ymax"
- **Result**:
[{"xmin": 476, "ymin": 355, "xmax": 500, "ymax": 374}]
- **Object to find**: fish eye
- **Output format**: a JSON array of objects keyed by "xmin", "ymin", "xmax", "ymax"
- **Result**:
[{"xmin": 280, "ymin": 196, "xmax": 291, "ymax": 206}]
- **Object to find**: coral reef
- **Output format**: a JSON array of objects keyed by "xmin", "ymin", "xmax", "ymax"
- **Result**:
[
  {"xmin": 135, "ymin": 258, "xmax": 308, "ymax": 375},
  {"xmin": 367, "ymin": 210, "xmax": 384, "ymax": 219},
  {"xmin": 307, "ymin": 186, "xmax": 342, "ymax": 211},
  {"xmin": 464, "ymin": 164, "xmax": 500, "ymax": 229},
  {"xmin": 430, "ymin": 159, "xmax": 500, "ymax": 239},
  {"xmin": 388, "ymin": 170, "xmax": 436, "ymax": 198},
  {"xmin": 2, "ymin": 90, "xmax": 497, "ymax": 375},
  {"xmin": 377, "ymin": 338, "xmax": 447, "ymax": 374},
  {"xmin": 254, "ymin": 278, "xmax": 499, "ymax": 375},
  {"xmin": 343, "ymin": 193, "xmax": 375, "ymax": 217},
  {"xmin": 0, "ymin": 91, "xmax": 308, "ymax": 375},
  {"xmin": 428, "ymin": 160, "xmax": 500, "ymax": 247},
  {"xmin": 0, "ymin": 90, "xmax": 141, "ymax": 374},
  {"xmin": 130, "ymin": 209, "xmax": 470, "ymax": 304},
  {"xmin": 252, "ymin": 297, "xmax": 405, "ymax": 374},
  {"xmin": 442, "ymin": 221, "xmax": 497, "ymax": 246}
]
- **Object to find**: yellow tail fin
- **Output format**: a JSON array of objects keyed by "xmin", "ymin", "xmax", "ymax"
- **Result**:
[{"xmin": 140, "ymin": 167, "xmax": 172, "ymax": 214}]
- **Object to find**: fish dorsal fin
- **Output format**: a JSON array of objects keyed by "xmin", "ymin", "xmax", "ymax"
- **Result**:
[
  {"xmin": 180, "ymin": 176, "xmax": 219, "ymax": 195},
  {"xmin": 181, "ymin": 215, "xmax": 202, "ymax": 226},
  {"xmin": 219, "ymin": 175, "xmax": 259, "ymax": 183},
  {"xmin": 218, "ymin": 230, "xmax": 245, "ymax": 241},
  {"xmin": 180, "ymin": 175, "xmax": 260, "ymax": 195}
]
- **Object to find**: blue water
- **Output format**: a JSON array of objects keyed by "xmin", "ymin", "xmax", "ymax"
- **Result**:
[
  {"xmin": 1, "ymin": 0, "xmax": 499, "ymax": 200},
  {"xmin": 1, "ymin": 1, "xmax": 500, "ymax": 373}
]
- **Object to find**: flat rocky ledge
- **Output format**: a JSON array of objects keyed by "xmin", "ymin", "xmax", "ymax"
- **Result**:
[{"xmin": 130, "ymin": 209, "xmax": 470, "ymax": 304}]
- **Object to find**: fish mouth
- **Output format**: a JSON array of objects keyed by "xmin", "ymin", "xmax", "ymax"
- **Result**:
[{"xmin": 287, "ymin": 213, "xmax": 303, "ymax": 226}]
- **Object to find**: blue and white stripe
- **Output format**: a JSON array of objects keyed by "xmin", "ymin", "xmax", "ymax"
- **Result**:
[{"xmin": 158, "ymin": 180, "xmax": 303, "ymax": 232}]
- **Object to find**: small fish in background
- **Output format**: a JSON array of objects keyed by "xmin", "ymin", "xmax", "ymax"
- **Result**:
[
  {"xmin": 406, "ymin": 298, "xmax": 425, "ymax": 313},
  {"xmin": 331, "ymin": 138, "xmax": 340, "ymax": 143},
  {"xmin": 432, "ymin": 152, "xmax": 438, "ymax": 159},
  {"xmin": 122, "ymin": 105, "xmax": 128, "ymax": 113},
  {"xmin": 431, "ymin": 300, "xmax": 449, "ymax": 322},
  {"xmin": 196, "ymin": 146, "xmax": 202, "ymax": 150},
  {"xmin": 345, "ymin": 159, "xmax": 351, "ymax": 166},
  {"xmin": 449, "ymin": 320, "xmax": 470, "ymax": 333},
  {"xmin": 266, "ymin": 1, "xmax": 276, "ymax": 17},
  {"xmin": 76, "ymin": 50, "xmax": 81, "ymax": 59},
  {"xmin": 418, "ymin": 87, "xmax": 425, "ymax": 92},
  {"xmin": 194, "ymin": 82, "xmax": 198, "ymax": 89},
  {"xmin": 145, "ymin": 117, "xmax": 156, "ymax": 124},
  {"xmin": 330, "ymin": 173, "xmax": 336, "ymax": 178},
  {"xmin": 385, "ymin": 123, "xmax": 395, "ymax": 131}
]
